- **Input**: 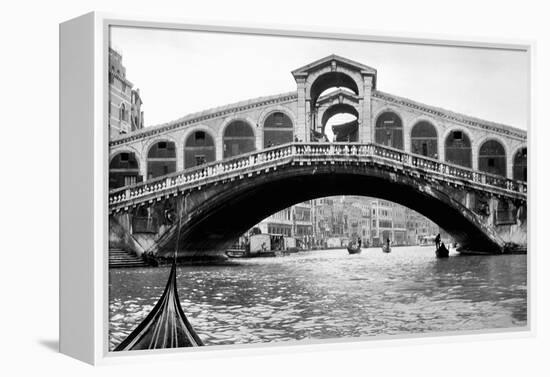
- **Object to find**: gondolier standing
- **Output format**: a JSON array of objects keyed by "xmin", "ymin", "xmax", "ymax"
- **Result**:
[{"xmin": 435, "ymin": 233, "xmax": 441, "ymax": 249}]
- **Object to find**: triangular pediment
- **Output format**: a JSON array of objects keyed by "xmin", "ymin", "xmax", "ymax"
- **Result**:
[{"xmin": 292, "ymin": 54, "xmax": 377, "ymax": 77}]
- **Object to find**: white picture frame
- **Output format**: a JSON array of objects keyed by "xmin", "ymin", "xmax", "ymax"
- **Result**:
[{"xmin": 59, "ymin": 12, "xmax": 534, "ymax": 365}]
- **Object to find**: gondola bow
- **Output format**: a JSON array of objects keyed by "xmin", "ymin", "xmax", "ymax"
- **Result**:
[{"xmin": 114, "ymin": 263, "xmax": 204, "ymax": 351}]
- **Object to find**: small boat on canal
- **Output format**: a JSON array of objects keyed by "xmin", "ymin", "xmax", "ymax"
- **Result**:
[
  {"xmin": 435, "ymin": 243, "xmax": 449, "ymax": 258},
  {"xmin": 381, "ymin": 244, "xmax": 391, "ymax": 253},
  {"xmin": 347, "ymin": 240, "xmax": 362, "ymax": 254}
]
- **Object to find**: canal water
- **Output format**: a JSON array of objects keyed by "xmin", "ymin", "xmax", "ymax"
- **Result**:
[{"xmin": 109, "ymin": 247, "xmax": 527, "ymax": 350}]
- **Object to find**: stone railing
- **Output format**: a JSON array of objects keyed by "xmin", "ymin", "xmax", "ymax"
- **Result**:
[{"xmin": 109, "ymin": 142, "xmax": 527, "ymax": 210}]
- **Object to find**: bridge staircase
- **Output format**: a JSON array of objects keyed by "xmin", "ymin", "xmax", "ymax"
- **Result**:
[{"xmin": 109, "ymin": 248, "xmax": 150, "ymax": 268}]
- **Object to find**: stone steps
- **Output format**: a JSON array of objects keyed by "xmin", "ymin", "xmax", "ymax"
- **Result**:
[{"xmin": 109, "ymin": 249, "xmax": 150, "ymax": 268}]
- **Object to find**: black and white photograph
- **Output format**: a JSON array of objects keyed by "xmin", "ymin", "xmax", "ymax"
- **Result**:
[{"xmin": 106, "ymin": 25, "xmax": 528, "ymax": 352}]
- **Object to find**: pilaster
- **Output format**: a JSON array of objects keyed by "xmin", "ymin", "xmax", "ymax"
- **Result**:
[{"xmin": 361, "ymin": 75, "xmax": 374, "ymax": 143}]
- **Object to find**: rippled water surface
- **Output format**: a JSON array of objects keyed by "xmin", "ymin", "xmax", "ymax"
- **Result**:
[{"xmin": 109, "ymin": 247, "xmax": 527, "ymax": 350}]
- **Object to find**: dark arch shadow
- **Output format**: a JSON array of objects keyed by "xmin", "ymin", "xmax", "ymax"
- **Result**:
[{"xmin": 156, "ymin": 163, "xmax": 502, "ymax": 256}]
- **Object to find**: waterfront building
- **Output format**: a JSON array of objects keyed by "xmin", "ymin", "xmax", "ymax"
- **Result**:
[
  {"xmin": 109, "ymin": 48, "xmax": 144, "ymax": 138},
  {"xmin": 255, "ymin": 201, "xmax": 314, "ymax": 248},
  {"xmin": 108, "ymin": 48, "xmax": 146, "ymax": 189},
  {"xmin": 370, "ymin": 199, "xmax": 394, "ymax": 246},
  {"xmin": 256, "ymin": 207, "xmax": 293, "ymax": 236}
]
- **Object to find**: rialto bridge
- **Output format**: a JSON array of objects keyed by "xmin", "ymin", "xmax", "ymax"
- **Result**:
[{"xmin": 108, "ymin": 55, "xmax": 527, "ymax": 259}]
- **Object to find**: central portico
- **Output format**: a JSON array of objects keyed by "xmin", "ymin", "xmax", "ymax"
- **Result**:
[{"xmin": 291, "ymin": 54, "xmax": 377, "ymax": 143}]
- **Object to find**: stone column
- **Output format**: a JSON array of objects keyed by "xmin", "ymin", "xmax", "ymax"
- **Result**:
[
  {"xmin": 295, "ymin": 77, "xmax": 308, "ymax": 142},
  {"xmin": 176, "ymin": 138, "xmax": 184, "ymax": 172},
  {"xmin": 438, "ymin": 130, "xmax": 446, "ymax": 162},
  {"xmin": 215, "ymin": 134, "xmax": 224, "ymax": 162},
  {"xmin": 361, "ymin": 75, "xmax": 374, "ymax": 143},
  {"xmin": 472, "ymin": 138, "xmax": 479, "ymax": 171},
  {"xmin": 139, "ymin": 142, "xmax": 148, "ymax": 181},
  {"xmin": 402, "ymin": 114, "xmax": 411, "ymax": 154}
]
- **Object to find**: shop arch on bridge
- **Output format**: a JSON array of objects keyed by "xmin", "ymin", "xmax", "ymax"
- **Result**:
[
  {"xmin": 444, "ymin": 129, "xmax": 472, "ymax": 168},
  {"xmin": 147, "ymin": 140, "xmax": 177, "ymax": 179},
  {"xmin": 184, "ymin": 129, "xmax": 216, "ymax": 169},
  {"xmin": 222, "ymin": 119, "xmax": 256, "ymax": 158},
  {"xmin": 375, "ymin": 110, "xmax": 404, "ymax": 150},
  {"xmin": 478, "ymin": 139, "xmax": 507, "ymax": 177},
  {"xmin": 109, "ymin": 150, "xmax": 141, "ymax": 189},
  {"xmin": 410, "ymin": 120, "xmax": 438, "ymax": 159}
]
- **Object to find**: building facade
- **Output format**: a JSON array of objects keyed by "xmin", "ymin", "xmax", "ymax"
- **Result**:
[
  {"xmin": 108, "ymin": 48, "xmax": 145, "ymax": 189},
  {"xmin": 109, "ymin": 48, "xmax": 144, "ymax": 137},
  {"xmin": 256, "ymin": 201, "xmax": 314, "ymax": 248}
]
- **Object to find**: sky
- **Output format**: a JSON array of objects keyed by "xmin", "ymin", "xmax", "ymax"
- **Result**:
[{"xmin": 110, "ymin": 26, "xmax": 529, "ymax": 131}]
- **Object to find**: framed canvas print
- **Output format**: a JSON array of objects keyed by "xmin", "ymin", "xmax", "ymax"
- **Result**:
[{"xmin": 59, "ymin": 12, "xmax": 531, "ymax": 365}]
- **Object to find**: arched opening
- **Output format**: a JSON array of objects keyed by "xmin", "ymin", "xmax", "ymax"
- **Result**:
[
  {"xmin": 310, "ymin": 72, "xmax": 359, "ymax": 105},
  {"xmin": 321, "ymin": 104, "xmax": 359, "ymax": 142},
  {"xmin": 478, "ymin": 140, "xmax": 506, "ymax": 177},
  {"xmin": 513, "ymin": 147, "xmax": 527, "ymax": 181},
  {"xmin": 445, "ymin": 130, "xmax": 472, "ymax": 168},
  {"xmin": 109, "ymin": 151, "xmax": 141, "ymax": 189},
  {"xmin": 263, "ymin": 112, "xmax": 293, "ymax": 148},
  {"xmin": 411, "ymin": 121, "xmax": 438, "ymax": 159},
  {"xmin": 147, "ymin": 140, "xmax": 176, "ymax": 179},
  {"xmin": 184, "ymin": 130, "xmax": 216, "ymax": 169},
  {"xmin": 223, "ymin": 120, "xmax": 256, "ymax": 158},
  {"xmin": 309, "ymin": 72, "xmax": 359, "ymax": 138},
  {"xmin": 375, "ymin": 111, "xmax": 403, "ymax": 150}
]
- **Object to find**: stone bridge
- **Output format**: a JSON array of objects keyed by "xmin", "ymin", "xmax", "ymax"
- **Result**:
[
  {"xmin": 108, "ymin": 55, "xmax": 527, "ymax": 258},
  {"xmin": 109, "ymin": 143, "xmax": 527, "ymax": 258}
]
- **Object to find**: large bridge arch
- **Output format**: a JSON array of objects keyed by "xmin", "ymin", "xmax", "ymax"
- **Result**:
[{"xmin": 149, "ymin": 162, "xmax": 506, "ymax": 256}]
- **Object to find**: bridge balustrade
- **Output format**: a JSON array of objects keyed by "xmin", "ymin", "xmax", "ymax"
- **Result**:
[{"xmin": 109, "ymin": 142, "xmax": 527, "ymax": 208}]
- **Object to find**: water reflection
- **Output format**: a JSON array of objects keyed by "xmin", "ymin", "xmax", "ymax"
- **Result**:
[{"xmin": 109, "ymin": 247, "xmax": 527, "ymax": 350}]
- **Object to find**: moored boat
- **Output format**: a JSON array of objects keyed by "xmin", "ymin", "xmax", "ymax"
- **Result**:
[{"xmin": 435, "ymin": 243, "xmax": 449, "ymax": 258}]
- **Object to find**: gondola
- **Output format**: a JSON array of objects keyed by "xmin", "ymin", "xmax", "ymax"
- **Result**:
[
  {"xmin": 347, "ymin": 241, "xmax": 362, "ymax": 254},
  {"xmin": 381, "ymin": 244, "xmax": 391, "ymax": 253},
  {"xmin": 435, "ymin": 243, "xmax": 449, "ymax": 258},
  {"xmin": 114, "ymin": 203, "xmax": 203, "ymax": 351},
  {"xmin": 114, "ymin": 262, "xmax": 204, "ymax": 351}
]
